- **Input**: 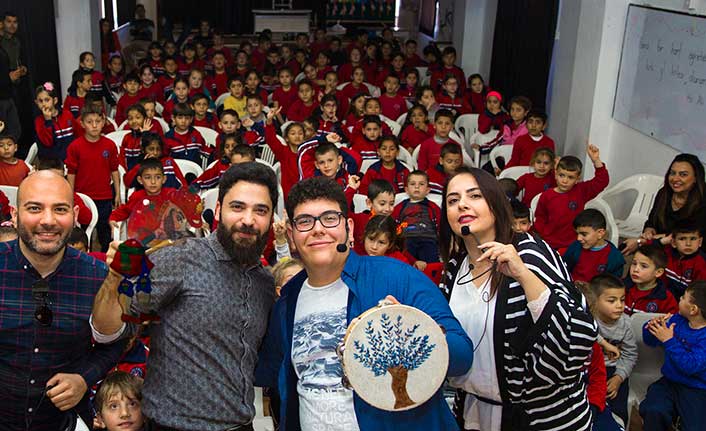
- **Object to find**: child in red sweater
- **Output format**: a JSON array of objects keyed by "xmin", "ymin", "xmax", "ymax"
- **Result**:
[
  {"xmin": 427, "ymin": 142, "xmax": 462, "ymax": 195},
  {"xmin": 351, "ymin": 179, "xmax": 395, "ymax": 254},
  {"xmin": 122, "ymin": 133, "xmax": 187, "ymax": 191},
  {"xmin": 162, "ymin": 77, "xmax": 190, "ymax": 125},
  {"xmin": 563, "ymin": 209, "xmax": 625, "ymax": 283},
  {"xmin": 164, "ymin": 103, "xmax": 210, "ymax": 166},
  {"xmin": 399, "ymin": 104, "xmax": 435, "ymax": 152},
  {"xmin": 658, "ymin": 221, "xmax": 706, "ymax": 299},
  {"xmin": 136, "ymin": 64, "xmax": 164, "ymax": 105},
  {"xmin": 624, "ymin": 244, "xmax": 678, "ymax": 315},
  {"xmin": 417, "ymin": 109, "xmax": 460, "ymax": 171},
  {"xmin": 190, "ymin": 93, "xmax": 218, "ymax": 130},
  {"xmin": 314, "ymin": 142, "xmax": 359, "ymax": 207},
  {"xmin": 34, "ymin": 81, "xmax": 76, "ymax": 161},
  {"xmin": 287, "ymin": 80, "xmax": 319, "ymax": 122},
  {"xmin": 194, "ymin": 140, "xmax": 255, "ymax": 190},
  {"xmin": 430, "ymin": 46, "xmax": 466, "ymax": 93},
  {"xmin": 63, "ymin": 69, "xmax": 92, "ymax": 120},
  {"xmin": 533, "ymin": 144, "xmax": 609, "ymax": 250},
  {"xmin": 271, "ymin": 67, "xmax": 298, "ymax": 120},
  {"xmin": 351, "ymin": 115, "xmax": 383, "ymax": 161},
  {"xmin": 0, "ymin": 135, "xmax": 30, "ymax": 187},
  {"xmin": 118, "ymin": 104, "xmax": 151, "ymax": 171},
  {"xmin": 115, "ymin": 72, "xmax": 142, "ymax": 126},
  {"xmin": 516, "ymin": 147, "xmax": 556, "ymax": 206},
  {"xmin": 379, "ymin": 74, "xmax": 407, "ymax": 122},
  {"xmin": 359, "ymin": 136, "xmax": 410, "ymax": 195},
  {"xmin": 436, "ymin": 74, "xmax": 471, "ymax": 118},
  {"xmin": 465, "ymin": 73, "xmax": 489, "ymax": 114},
  {"xmin": 65, "ymin": 105, "xmax": 120, "ymax": 251},
  {"xmin": 505, "ymin": 110, "xmax": 555, "ymax": 168},
  {"xmin": 339, "ymin": 66, "xmax": 371, "ymax": 106},
  {"xmin": 475, "ymin": 90, "xmax": 510, "ymax": 156}
]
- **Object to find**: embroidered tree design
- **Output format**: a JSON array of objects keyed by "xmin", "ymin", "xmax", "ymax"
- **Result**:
[{"xmin": 353, "ymin": 313, "xmax": 436, "ymax": 409}]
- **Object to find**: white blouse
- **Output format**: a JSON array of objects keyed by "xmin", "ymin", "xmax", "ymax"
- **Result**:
[{"xmin": 448, "ymin": 256, "xmax": 502, "ymax": 431}]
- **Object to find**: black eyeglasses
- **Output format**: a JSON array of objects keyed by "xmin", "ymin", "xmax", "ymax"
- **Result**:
[
  {"xmin": 291, "ymin": 210, "xmax": 344, "ymax": 232},
  {"xmin": 32, "ymin": 280, "xmax": 52, "ymax": 327}
]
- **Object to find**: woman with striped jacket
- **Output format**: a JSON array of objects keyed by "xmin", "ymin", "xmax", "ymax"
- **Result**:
[{"xmin": 439, "ymin": 166, "xmax": 598, "ymax": 431}]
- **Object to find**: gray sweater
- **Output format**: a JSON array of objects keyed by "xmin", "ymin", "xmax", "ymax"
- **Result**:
[{"xmin": 597, "ymin": 313, "xmax": 638, "ymax": 380}]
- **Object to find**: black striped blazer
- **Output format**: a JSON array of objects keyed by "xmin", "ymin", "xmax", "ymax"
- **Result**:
[{"xmin": 441, "ymin": 232, "xmax": 598, "ymax": 431}]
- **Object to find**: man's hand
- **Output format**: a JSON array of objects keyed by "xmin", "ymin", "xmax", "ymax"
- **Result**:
[{"xmin": 46, "ymin": 373, "xmax": 88, "ymax": 411}]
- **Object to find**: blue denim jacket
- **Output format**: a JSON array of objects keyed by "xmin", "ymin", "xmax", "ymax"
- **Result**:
[{"xmin": 256, "ymin": 251, "xmax": 473, "ymax": 430}]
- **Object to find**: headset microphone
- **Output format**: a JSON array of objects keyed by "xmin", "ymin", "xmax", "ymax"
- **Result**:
[
  {"xmin": 337, "ymin": 223, "xmax": 350, "ymax": 253},
  {"xmin": 461, "ymin": 226, "xmax": 471, "ymax": 236}
]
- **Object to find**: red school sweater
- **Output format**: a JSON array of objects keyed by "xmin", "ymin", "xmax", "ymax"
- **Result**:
[
  {"xmin": 350, "ymin": 135, "xmax": 381, "ymax": 161},
  {"xmin": 379, "ymin": 93, "xmax": 407, "ymax": 122},
  {"xmin": 400, "ymin": 123, "xmax": 435, "ymax": 152},
  {"xmin": 426, "ymin": 164, "xmax": 449, "ymax": 195},
  {"xmin": 272, "ymin": 85, "xmax": 299, "ymax": 118},
  {"xmin": 115, "ymin": 93, "xmax": 142, "ymax": 126},
  {"xmin": 264, "ymin": 123, "xmax": 299, "ymax": 196},
  {"xmin": 65, "ymin": 136, "xmax": 119, "ymax": 200},
  {"xmin": 34, "ymin": 110, "xmax": 76, "ymax": 160},
  {"xmin": 287, "ymin": 99, "xmax": 319, "ymax": 122},
  {"xmin": 359, "ymin": 160, "xmax": 409, "ymax": 195},
  {"xmin": 624, "ymin": 278, "xmax": 678, "ymax": 315},
  {"xmin": 430, "ymin": 65, "xmax": 466, "ymax": 93},
  {"xmin": 533, "ymin": 166, "xmax": 610, "ymax": 249},
  {"xmin": 516, "ymin": 172, "xmax": 556, "ymax": 207},
  {"xmin": 417, "ymin": 136, "xmax": 460, "ymax": 172},
  {"xmin": 505, "ymin": 134, "xmax": 556, "ymax": 168}
]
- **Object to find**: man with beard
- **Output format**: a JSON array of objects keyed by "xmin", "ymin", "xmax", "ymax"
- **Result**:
[
  {"xmin": 0, "ymin": 171, "xmax": 126, "ymax": 430},
  {"xmin": 91, "ymin": 162, "xmax": 278, "ymax": 430}
]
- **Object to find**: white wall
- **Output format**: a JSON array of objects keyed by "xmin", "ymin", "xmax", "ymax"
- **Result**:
[
  {"xmin": 550, "ymin": 0, "xmax": 705, "ymax": 184},
  {"xmin": 55, "ymin": 0, "xmax": 101, "ymax": 95}
]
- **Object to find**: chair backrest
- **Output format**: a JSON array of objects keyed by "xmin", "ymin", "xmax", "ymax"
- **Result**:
[
  {"xmin": 259, "ymin": 140, "xmax": 279, "ymax": 166},
  {"xmin": 0, "ymin": 185, "xmax": 17, "ymax": 208},
  {"xmin": 194, "ymin": 126, "xmax": 218, "ymax": 149},
  {"xmin": 154, "ymin": 116, "xmax": 170, "ymax": 134},
  {"xmin": 360, "ymin": 158, "xmax": 377, "ymax": 174},
  {"xmin": 280, "ymin": 120, "xmax": 294, "ymax": 135},
  {"xmin": 412, "ymin": 145, "xmax": 420, "ymax": 165},
  {"xmin": 294, "ymin": 72, "xmax": 305, "ymax": 84},
  {"xmin": 364, "ymin": 82, "xmax": 381, "ymax": 97},
  {"xmin": 396, "ymin": 112, "xmax": 408, "ymax": 126},
  {"xmin": 427, "ymin": 193, "xmax": 442, "ymax": 208},
  {"xmin": 382, "ymin": 116, "xmax": 401, "ymax": 136},
  {"xmin": 598, "ymin": 174, "xmax": 664, "ymax": 222},
  {"xmin": 498, "ymin": 166, "xmax": 534, "ymax": 181},
  {"xmin": 416, "ymin": 66, "xmax": 428, "ymax": 79},
  {"xmin": 201, "ymin": 187, "xmax": 219, "ymax": 223},
  {"xmin": 106, "ymin": 117, "xmax": 119, "ymax": 131},
  {"xmin": 336, "ymin": 82, "xmax": 349, "ymax": 91},
  {"xmin": 489, "ymin": 145, "xmax": 513, "ymax": 170},
  {"xmin": 77, "ymin": 192, "xmax": 99, "ymax": 248},
  {"xmin": 394, "ymin": 192, "xmax": 410, "ymax": 206},
  {"xmin": 25, "ymin": 143, "xmax": 39, "ymax": 165},
  {"xmin": 454, "ymin": 114, "xmax": 479, "ymax": 145},
  {"xmin": 105, "ymin": 130, "xmax": 131, "ymax": 151},
  {"xmin": 174, "ymin": 159, "xmax": 204, "ymax": 179},
  {"xmin": 353, "ymin": 194, "xmax": 369, "ymax": 213},
  {"xmin": 584, "ymin": 197, "xmax": 620, "ymax": 246},
  {"xmin": 629, "ymin": 312, "xmax": 666, "ymax": 401},
  {"xmin": 155, "ymin": 102, "xmax": 164, "ymax": 115},
  {"xmin": 397, "ymin": 146, "xmax": 415, "ymax": 169},
  {"xmin": 215, "ymin": 92, "xmax": 230, "ymax": 108},
  {"xmin": 530, "ymin": 193, "xmax": 541, "ymax": 222},
  {"xmin": 117, "ymin": 165, "xmax": 127, "ymax": 203}
]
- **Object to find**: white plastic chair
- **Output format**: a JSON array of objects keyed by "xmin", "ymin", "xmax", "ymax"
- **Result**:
[
  {"xmin": 294, "ymin": 72, "xmax": 306, "ymax": 84},
  {"xmin": 596, "ymin": 174, "xmax": 664, "ymax": 239},
  {"xmin": 117, "ymin": 165, "xmax": 127, "ymax": 204},
  {"xmin": 584, "ymin": 197, "xmax": 620, "ymax": 246},
  {"xmin": 530, "ymin": 193, "xmax": 541, "ymax": 222},
  {"xmin": 215, "ymin": 92, "xmax": 230, "ymax": 108},
  {"xmin": 280, "ymin": 120, "xmax": 294, "ymax": 135},
  {"xmin": 416, "ymin": 66, "xmax": 428, "ymax": 80},
  {"xmin": 106, "ymin": 117, "xmax": 119, "ymax": 132},
  {"xmin": 360, "ymin": 159, "xmax": 378, "ymax": 174},
  {"xmin": 25, "ymin": 143, "xmax": 38, "ymax": 165},
  {"xmin": 498, "ymin": 166, "xmax": 533, "ymax": 181},
  {"xmin": 381, "ymin": 116, "xmax": 401, "ymax": 136},
  {"xmin": 394, "ymin": 192, "xmax": 410, "ymax": 206},
  {"xmin": 194, "ymin": 126, "xmax": 219, "ymax": 149},
  {"xmin": 626, "ymin": 312, "xmax": 666, "ymax": 427},
  {"xmin": 397, "ymin": 146, "xmax": 415, "ymax": 169},
  {"xmin": 412, "ymin": 146, "xmax": 420, "ymax": 167},
  {"xmin": 105, "ymin": 130, "xmax": 131, "ymax": 152},
  {"xmin": 155, "ymin": 102, "xmax": 164, "ymax": 115},
  {"xmin": 469, "ymin": 130, "xmax": 501, "ymax": 168},
  {"xmin": 77, "ymin": 193, "xmax": 99, "ymax": 248},
  {"xmin": 396, "ymin": 112, "xmax": 408, "ymax": 126},
  {"xmin": 259, "ymin": 140, "xmax": 279, "ymax": 166},
  {"xmin": 353, "ymin": 194, "xmax": 369, "ymax": 213},
  {"xmin": 455, "ymin": 114, "xmax": 479, "ymax": 145},
  {"xmin": 336, "ymin": 82, "xmax": 349, "ymax": 91},
  {"xmin": 154, "ymin": 116, "xmax": 170, "ymax": 133},
  {"xmin": 174, "ymin": 159, "xmax": 203, "ymax": 179},
  {"xmin": 489, "ymin": 145, "xmax": 513, "ymax": 171},
  {"xmin": 364, "ymin": 82, "xmax": 380, "ymax": 98},
  {"xmin": 117, "ymin": 120, "xmax": 128, "ymax": 130},
  {"xmin": 0, "ymin": 185, "xmax": 17, "ymax": 207}
]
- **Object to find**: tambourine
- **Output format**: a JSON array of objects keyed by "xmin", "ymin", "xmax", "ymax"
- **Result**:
[{"xmin": 337, "ymin": 299, "xmax": 449, "ymax": 411}]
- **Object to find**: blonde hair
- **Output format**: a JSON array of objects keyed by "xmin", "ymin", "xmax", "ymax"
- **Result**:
[
  {"xmin": 94, "ymin": 371, "xmax": 143, "ymax": 413},
  {"xmin": 271, "ymin": 257, "xmax": 303, "ymax": 286}
]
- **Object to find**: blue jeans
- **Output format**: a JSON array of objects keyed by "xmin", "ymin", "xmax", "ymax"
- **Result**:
[
  {"xmin": 93, "ymin": 199, "xmax": 113, "ymax": 252},
  {"xmin": 640, "ymin": 377, "xmax": 706, "ymax": 431},
  {"xmin": 590, "ymin": 404, "xmax": 624, "ymax": 431},
  {"xmin": 406, "ymin": 238, "xmax": 440, "ymax": 263},
  {"xmin": 606, "ymin": 366, "xmax": 629, "ymax": 425}
]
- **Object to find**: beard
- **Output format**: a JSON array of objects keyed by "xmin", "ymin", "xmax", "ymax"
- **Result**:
[
  {"xmin": 216, "ymin": 221, "xmax": 269, "ymax": 266},
  {"xmin": 17, "ymin": 218, "xmax": 71, "ymax": 257}
]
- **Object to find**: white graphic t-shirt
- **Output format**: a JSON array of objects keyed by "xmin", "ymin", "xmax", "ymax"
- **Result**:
[{"xmin": 292, "ymin": 277, "xmax": 360, "ymax": 431}]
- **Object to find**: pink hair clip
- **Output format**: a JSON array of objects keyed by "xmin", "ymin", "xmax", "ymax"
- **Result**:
[{"xmin": 43, "ymin": 82, "xmax": 54, "ymax": 92}]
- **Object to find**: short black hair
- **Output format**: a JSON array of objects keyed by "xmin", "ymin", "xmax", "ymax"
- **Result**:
[
  {"xmin": 137, "ymin": 159, "xmax": 164, "ymax": 176},
  {"xmin": 367, "ymin": 179, "xmax": 395, "ymax": 200},
  {"xmin": 434, "ymin": 109, "xmax": 454, "ymax": 123},
  {"xmin": 140, "ymin": 132, "xmax": 163, "ymax": 151},
  {"xmin": 527, "ymin": 110, "xmax": 548, "ymax": 123},
  {"xmin": 219, "ymin": 109, "xmax": 240, "ymax": 121},
  {"xmin": 573, "ymin": 209, "xmax": 607, "ymax": 230},
  {"xmin": 362, "ymin": 115, "xmax": 382, "ymax": 128},
  {"xmin": 35, "ymin": 157, "xmax": 64, "ymax": 171},
  {"xmin": 69, "ymin": 227, "xmax": 89, "ymax": 247},
  {"xmin": 80, "ymin": 103, "xmax": 104, "ymax": 120},
  {"xmin": 670, "ymin": 219, "xmax": 702, "ymax": 236},
  {"xmin": 126, "ymin": 104, "xmax": 147, "ymax": 118},
  {"xmin": 232, "ymin": 144, "xmax": 256, "ymax": 160},
  {"xmin": 497, "ymin": 178, "xmax": 518, "ymax": 196},
  {"xmin": 173, "ymin": 102, "xmax": 194, "ymax": 117},
  {"xmin": 557, "ymin": 155, "xmax": 582, "ymax": 173},
  {"xmin": 686, "ymin": 280, "xmax": 706, "ymax": 319},
  {"xmin": 589, "ymin": 273, "xmax": 625, "ymax": 297},
  {"xmin": 511, "ymin": 200, "xmax": 530, "ymax": 220},
  {"xmin": 314, "ymin": 142, "xmax": 339, "ymax": 158},
  {"xmin": 407, "ymin": 170, "xmax": 429, "ymax": 184},
  {"xmin": 440, "ymin": 142, "xmax": 461, "ymax": 157},
  {"xmin": 286, "ymin": 177, "xmax": 348, "ymax": 220},
  {"xmin": 189, "ymin": 93, "xmax": 209, "ymax": 104},
  {"xmin": 217, "ymin": 162, "xmax": 278, "ymax": 212},
  {"xmin": 636, "ymin": 243, "xmax": 668, "ymax": 270},
  {"xmin": 124, "ymin": 72, "xmax": 140, "ymax": 84}
]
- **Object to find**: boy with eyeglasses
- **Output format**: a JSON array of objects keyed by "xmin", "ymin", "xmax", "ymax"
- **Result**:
[{"xmin": 255, "ymin": 177, "xmax": 473, "ymax": 431}]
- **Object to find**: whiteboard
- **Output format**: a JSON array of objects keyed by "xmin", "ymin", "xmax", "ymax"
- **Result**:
[{"xmin": 613, "ymin": 5, "xmax": 706, "ymax": 154}]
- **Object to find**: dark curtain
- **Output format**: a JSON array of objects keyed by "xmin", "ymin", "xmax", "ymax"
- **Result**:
[
  {"xmin": 0, "ymin": 0, "xmax": 60, "ymax": 155},
  {"xmin": 489, "ymin": 0, "xmax": 559, "ymax": 112}
]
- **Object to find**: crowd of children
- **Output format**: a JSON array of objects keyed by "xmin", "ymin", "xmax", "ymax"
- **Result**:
[{"xmin": 0, "ymin": 19, "xmax": 703, "ymax": 431}]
